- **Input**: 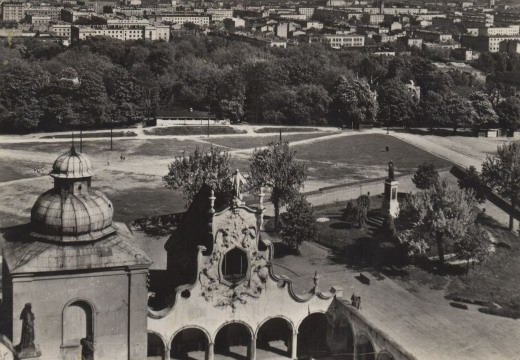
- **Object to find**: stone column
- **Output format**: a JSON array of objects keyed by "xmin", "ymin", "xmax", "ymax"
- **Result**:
[
  {"xmin": 206, "ymin": 342, "xmax": 214, "ymax": 360},
  {"xmin": 291, "ymin": 332, "xmax": 298, "ymax": 360},
  {"xmin": 165, "ymin": 344, "xmax": 171, "ymax": 360},
  {"xmin": 248, "ymin": 336, "xmax": 257, "ymax": 360},
  {"xmin": 383, "ymin": 179, "xmax": 399, "ymax": 217}
]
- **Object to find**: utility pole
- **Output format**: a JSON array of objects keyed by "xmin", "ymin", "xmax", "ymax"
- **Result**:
[
  {"xmin": 279, "ymin": 129, "xmax": 282, "ymax": 142},
  {"xmin": 110, "ymin": 126, "xmax": 113, "ymax": 151},
  {"xmin": 80, "ymin": 130, "xmax": 83, "ymax": 152}
]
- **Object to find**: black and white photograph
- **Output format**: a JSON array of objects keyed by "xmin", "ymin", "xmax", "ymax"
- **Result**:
[{"xmin": 0, "ymin": 0, "xmax": 519, "ymax": 358}]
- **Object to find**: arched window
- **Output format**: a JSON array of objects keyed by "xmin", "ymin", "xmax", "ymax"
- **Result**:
[
  {"xmin": 63, "ymin": 301, "xmax": 93, "ymax": 346},
  {"xmin": 221, "ymin": 247, "xmax": 248, "ymax": 284}
]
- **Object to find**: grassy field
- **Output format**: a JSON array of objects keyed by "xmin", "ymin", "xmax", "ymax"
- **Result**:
[
  {"xmin": 0, "ymin": 138, "xmax": 201, "ymax": 158},
  {"xmin": 207, "ymin": 132, "xmax": 337, "ymax": 150},
  {"xmin": 41, "ymin": 131, "xmax": 137, "ymax": 139},
  {"xmin": 144, "ymin": 126, "xmax": 246, "ymax": 136},
  {"xmin": 293, "ymin": 134, "xmax": 452, "ymax": 182},
  {"xmin": 255, "ymin": 127, "xmax": 320, "ymax": 133}
]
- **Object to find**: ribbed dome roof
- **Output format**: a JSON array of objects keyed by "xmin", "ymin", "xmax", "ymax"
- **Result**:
[
  {"xmin": 51, "ymin": 146, "xmax": 94, "ymax": 179},
  {"xmin": 31, "ymin": 189, "xmax": 115, "ymax": 242}
]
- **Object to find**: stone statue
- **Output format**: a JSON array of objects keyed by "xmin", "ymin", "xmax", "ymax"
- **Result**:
[
  {"xmin": 80, "ymin": 335, "xmax": 94, "ymax": 360},
  {"xmin": 388, "ymin": 161, "xmax": 395, "ymax": 181},
  {"xmin": 19, "ymin": 304, "xmax": 35, "ymax": 350}
]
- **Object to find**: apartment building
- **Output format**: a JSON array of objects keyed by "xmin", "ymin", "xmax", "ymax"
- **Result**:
[
  {"xmin": 1, "ymin": 2, "xmax": 26, "ymax": 22},
  {"xmin": 297, "ymin": 7, "xmax": 314, "ymax": 20},
  {"xmin": 25, "ymin": 6, "xmax": 62, "ymax": 21},
  {"xmin": 71, "ymin": 24, "xmax": 170, "ymax": 42},
  {"xmin": 461, "ymin": 34, "xmax": 520, "ymax": 52},
  {"xmin": 49, "ymin": 23, "xmax": 72, "ymax": 40},
  {"xmin": 155, "ymin": 13, "xmax": 210, "ymax": 26},
  {"xmin": 206, "ymin": 8, "xmax": 233, "ymax": 22},
  {"xmin": 479, "ymin": 26, "xmax": 520, "ymax": 36},
  {"xmin": 61, "ymin": 9, "xmax": 94, "ymax": 23},
  {"xmin": 309, "ymin": 34, "xmax": 365, "ymax": 49},
  {"xmin": 362, "ymin": 13, "xmax": 384, "ymax": 24}
]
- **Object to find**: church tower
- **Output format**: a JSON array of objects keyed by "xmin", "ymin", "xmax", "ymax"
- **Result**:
[{"xmin": 1, "ymin": 146, "xmax": 151, "ymax": 360}]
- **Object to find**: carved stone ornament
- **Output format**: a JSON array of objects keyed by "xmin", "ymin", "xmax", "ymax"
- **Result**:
[{"xmin": 198, "ymin": 210, "xmax": 269, "ymax": 311}]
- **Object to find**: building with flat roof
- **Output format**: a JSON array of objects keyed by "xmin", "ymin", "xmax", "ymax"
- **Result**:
[
  {"xmin": 1, "ymin": 2, "xmax": 26, "ymax": 22},
  {"xmin": 309, "ymin": 33, "xmax": 365, "ymax": 49},
  {"xmin": 71, "ymin": 24, "xmax": 170, "ymax": 42},
  {"xmin": 206, "ymin": 8, "xmax": 233, "ymax": 22},
  {"xmin": 153, "ymin": 13, "xmax": 210, "ymax": 26}
]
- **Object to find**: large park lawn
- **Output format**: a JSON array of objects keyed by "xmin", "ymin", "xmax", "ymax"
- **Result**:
[
  {"xmin": 292, "ymin": 134, "xmax": 452, "ymax": 182},
  {"xmin": 207, "ymin": 132, "xmax": 336, "ymax": 150}
]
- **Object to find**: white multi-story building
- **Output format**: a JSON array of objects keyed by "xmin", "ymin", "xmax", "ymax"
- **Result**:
[
  {"xmin": 298, "ymin": 7, "xmax": 315, "ymax": 20},
  {"xmin": 61, "ymin": 9, "xmax": 94, "ymax": 23},
  {"xmin": 309, "ymin": 34, "xmax": 365, "ymax": 49},
  {"xmin": 1, "ymin": 2, "xmax": 26, "ymax": 22},
  {"xmin": 156, "ymin": 13, "xmax": 210, "ymax": 26},
  {"xmin": 479, "ymin": 25, "xmax": 520, "ymax": 36},
  {"xmin": 305, "ymin": 20, "xmax": 323, "ymax": 30},
  {"xmin": 206, "ymin": 9, "xmax": 233, "ymax": 22},
  {"xmin": 49, "ymin": 23, "xmax": 72, "ymax": 40},
  {"xmin": 107, "ymin": 18, "xmax": 150, "ymax": 26},
  {"xmin": 72, "ymin": 24, "xmax": 170, "ymax": 42}
]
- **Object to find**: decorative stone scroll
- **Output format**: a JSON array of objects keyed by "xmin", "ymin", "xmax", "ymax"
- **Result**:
[{"xmin": 198, "ymin": 209, "xmax": 269, "ymax": 311}]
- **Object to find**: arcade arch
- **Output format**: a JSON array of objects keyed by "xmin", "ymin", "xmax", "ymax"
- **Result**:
[
  {"xmin": 377, "ymin": 352, "xmax": 395, "ymax": 360},
  {"xmin": 147, "ymin": 332, "xmax": 166, "ymax": 360},
  {"xmin": 256, "ymin": 317, "xmax": 293, "ymax": 358},
  {"xmin": 215, "ymin": 322, "xmax": 254, "ymax": 359},
  {"xmin": 170, "ymin": 327, "xmax": 209, "ymax": 359},
  {"xmin": 356, "ymin": 334, "xmax": 376, "ymax": 360},
  {"xmin": 297, "ymin": 312, "xmax": 329, "ymax": 359}
]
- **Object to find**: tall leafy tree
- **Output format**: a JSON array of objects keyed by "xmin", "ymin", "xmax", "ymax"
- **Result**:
[
  {"xmin": 469, "ymin": 92, "xmax": 498, "ymax": 132},
  {"xmin": 446, "ymin": 94, "xmax": 476, "ymax": 132},
  {"xmin": 496, "ymin": 97, "xmax": 520, "ymax": 132},
  {"xmin": 419, "ymin": 91, "xmax": 448, "ymax": 130},
  {"xmin": 481, "ymin": 142, "xmax": 520, "ymax": 231},
  {"xmin": 163, "ymin": 146, "xmax": 233, "ymax": 207},
  {"xmin": 396, "ymin": 181, "xmax": 478, "ymax": 271},
  {"xmin": 453, "ymin": 225, "xmax": 491, "ymax": 273},
  {"xmin": 377, "ymin": 79, "xmax": 417, "ymax": 128},
  {"xmin": 280, "ymin": 195, "xmax": 317, "ymax": 252},
  {"xmin": 249, "ymin": 140, "xmax": 307, "ymax": 230},
  {"xmin": 331, "ymin": 76, "xmax": 378, "ymax": 128}
]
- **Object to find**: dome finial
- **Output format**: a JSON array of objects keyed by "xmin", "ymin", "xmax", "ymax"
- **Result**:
[{"xmin": 70, "ymin": 132, "xmax": 78, "ymax": 155}]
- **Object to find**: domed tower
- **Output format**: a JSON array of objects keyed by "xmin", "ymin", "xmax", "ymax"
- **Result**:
[
  {"xmin": 31, "ymin": 145, "xmax": 115, "ymax": 242},
  {"xmin": 1, "ymin": 146, "xmax": 151, "ymax": 360}
]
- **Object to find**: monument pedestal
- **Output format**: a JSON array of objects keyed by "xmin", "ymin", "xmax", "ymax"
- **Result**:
[
  {"xmin": 383, "ymin": 179, "xmax": 399, "ymax": 217},
  {"xmin": 17, "ymin": 345, "xmax": 41, "ymax": 359}
]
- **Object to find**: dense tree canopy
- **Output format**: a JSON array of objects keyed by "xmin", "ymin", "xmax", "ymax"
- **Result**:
[
  {"xmin": 0, "ymin": 36, "xmax": 499, "ymax": 133},
  {"xmin": 377, "ymin": 79, "xmax": 417, "ymax": 128}
]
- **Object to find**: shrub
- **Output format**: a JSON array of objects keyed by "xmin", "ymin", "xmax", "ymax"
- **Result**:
[{"xmin": 412, "ymin": 162, "xmax": 439, "ymax": 189}]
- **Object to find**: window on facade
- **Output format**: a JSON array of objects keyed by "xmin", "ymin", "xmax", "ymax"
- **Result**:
[
  {"xmin": 222, "ymin": 247, "xmax": 248, "ymax": 284},
  {"xmin": 63, "ymin": 301, "xmax": 93, "ymax": 346}
]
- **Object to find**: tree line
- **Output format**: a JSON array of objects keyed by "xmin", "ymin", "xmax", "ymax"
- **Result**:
[{"xmin": 1, "ymin": 35, "xmax": 519, "ymax": 133}]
